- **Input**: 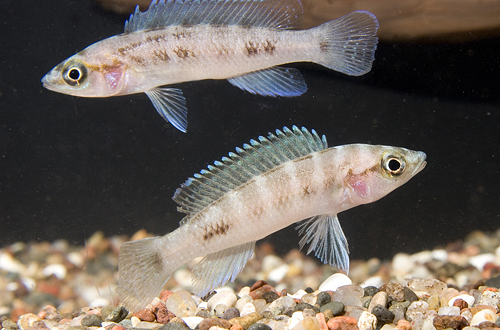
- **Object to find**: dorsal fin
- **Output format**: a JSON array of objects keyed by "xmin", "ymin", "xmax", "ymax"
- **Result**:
[
  {"xmin": 173, "ymin": 126, "xmax": 327, "ymax": 225},
  {"xmin": 124, "ymin": 0, "xmax": 303, "ymax": 33}
]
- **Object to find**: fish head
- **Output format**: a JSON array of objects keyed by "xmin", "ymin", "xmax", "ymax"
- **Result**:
[
  {"xmin": 342, "ymin": 145, "xmax": 427, "ymax": 206},
  {"xmin": 41, "ymin": 52, "xmax": 127, "ymax": 98}
]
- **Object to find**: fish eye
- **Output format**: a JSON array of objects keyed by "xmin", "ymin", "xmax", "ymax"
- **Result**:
[
  {"xmin": 62, "ymin": 61, "xmax": 87, "ymax": 86},
  {"xmin": 382, "ymin": 155, "xmax": 405, "ymax": 176}
]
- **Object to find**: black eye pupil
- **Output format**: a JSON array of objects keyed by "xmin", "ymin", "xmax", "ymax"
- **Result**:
[
  {"xmin": 388, "ymin": 159, "xmax": 401, "ymax": 171},
  {"xmin": 68, "ymin": 68, "xmax": 80, "ymax": 80}
]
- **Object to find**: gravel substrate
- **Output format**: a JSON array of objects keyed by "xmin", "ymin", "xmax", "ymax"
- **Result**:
[{"xmin": 2, "ymin": 229, "xmax": 500, "ymax": 330}]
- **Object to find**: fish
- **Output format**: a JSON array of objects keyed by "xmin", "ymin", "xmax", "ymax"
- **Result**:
[
  {"xmin": 41, "ymin": 0, "xmax": 379, "ymax": 132},
  {"xmin": 117, "ymin": 126, "xmax": 426, "ymax": 311}
]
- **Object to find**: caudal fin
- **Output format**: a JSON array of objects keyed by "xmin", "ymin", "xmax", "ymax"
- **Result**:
[
  {"xmin": 316, "ymin": 11, "xmax": 379, "ymax": 76},
  {"xmin": 116, "ymin": 236, "xmax": 173, "ymax": 312}
]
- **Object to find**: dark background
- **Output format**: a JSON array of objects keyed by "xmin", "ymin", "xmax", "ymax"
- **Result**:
[{"xmin": 1, "ymin": 0, "xmax": 499, "ymax": 260}]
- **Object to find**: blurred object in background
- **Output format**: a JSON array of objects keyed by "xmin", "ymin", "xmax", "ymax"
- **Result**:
[{"xmin": 93, "ymin": 0, "xmax": 500, "ymax": 42}]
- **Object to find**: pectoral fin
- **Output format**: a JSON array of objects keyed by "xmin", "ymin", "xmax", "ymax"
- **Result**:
[
  {"xmin": 192, "ymin": 241, "xmax": 255, "ymax": 297},
  {"xmin": 227, "ymin": 67, "xmax": 307, "ymax": 97},
  {"xmin": 296, "ymin": 214, "xmax": 350, "ymax": 272},
  {"xmin": 145, "ymin": 87, "xmax": 188, "ymax": 132}
]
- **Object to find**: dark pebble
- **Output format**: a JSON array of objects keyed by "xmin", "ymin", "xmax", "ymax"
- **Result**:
[
  {"xmin": 304, "ymin": 287, "xmax": 314, "ymax": 294},
  {"xmin": 477, "ymin": 321, "xmax": 498, "ymax": 329},
  {"xmin": 363, "ymin": 298, "xmax": 372, "ymax": 309},
  {"xmin": 158, "ymin": 323, "xmax": 190, "ymax": 330},
  {"xmin": 316, "ymin": 292, "xmax": 332, "ymax": 306},
  {"xmin": 294, "ymin": 303, "xmax": 319, "ymax": 314},
  {"xmin": 485, "ymin": 275, "xmax": 500, "ymax": 289},
  {"xmin": 221, "ymin": 307, "xmax": 240, "ymax": 320},
  {"xmin": 262, "ymin": 291, "xmax": 280, "ymax": 304},
  {"xmin": 68, "ymin": 327, "xmax": 87, "ymax": 330},
  {"xmin": 262, "ymin": 311, "xmax": 274, "ymax": 319},
  {"xmin": 81, "ymin": 315, "xmax": 103, "ymax": 327},
  {"xmin": 403, "ymin": 288, "xmax": 419, "ymax": 303},
  {"xmin": 53, "ymin": 313, "xmax": 74, "ymax": 322},
  {"xmin": 320, "ymin": 301, "xmax": 344, "ymax": 316},
  {"xmin": 284, "ymin": 308, "xmax": 294, "ymax": 317},
  {"xmin": 101, "ymin": 306, "xmax": 114, "ymax": 320},
  {"xmin": 196, "ymin": 310, "xmax": 211, "ymax": 318},
  {"xmin": 372, "ymin": 305, "xmax": 395, "ymax": 325},
  {"xmin": 364, "ymin": 286, "xmax": 379, "ymax": 297},
  {"xmin": 379, "ymin": 282, "xmax": 405, "ymax": 302},
  {"xmin": 433, "ymin": 315, "xmax": 469, "ymax": 330},
  {"xmin": 248, "ymin": 323, "xmax": 273, "ymax": 330},
  {"xmin": 496, "ymin": 317, "xmax": 500, "ymax": 327},
  {"xmin": 105, "ymin": 306, "xmax": 128, "ymax": 323}
]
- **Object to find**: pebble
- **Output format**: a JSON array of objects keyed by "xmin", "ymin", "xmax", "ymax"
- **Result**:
[
  {"xmin": 470, "ymin": 309, "xmax": 498, "ymax": 326},
  {"xmin": 166, "ymin": 291, "xmax": 197, "ymax": 317},
  {"xmin": 7, "ymin": 230, "xmax": 500, "ymax": 330},
  {"xmin": 320, "ymin": 302, "xmax": 344, "ymax": 316},
  {"xmin": 319, "ymin": 274, "xmax": 352, "ymax": 292},
  {"xmin": 368, "ymin": 292, "xmax": 388, "ymax": 312},
  {"xmin": 371, "ymin": 305, "xmax": 394, "ymax": 325},
  {"xmin": 248, "ymin": 323, "xmax": 273, "ymax": 330},
  {"xmin": 327, "ymin": 316, "xmax": 358, "ymax": 330},
  {"xmin": 357, "ymin": 311, "xmax": 377, "ymax": 330},
  {"xmin": 81, "ymin": 314, "xmax": 102, "ymax": 327},
  {"xmin": 208, "ymin": 291, "xmax": 239, "ymax": 311},
  {"xmin": 105, "ymin": 306, "xmax": 128, "ymax": 323},
  {"xmin": 229, "ymin": 312, "xmax": 263, "ymax": 329},
  {"xmin": 379, "ymin": 282, "xmax": 405, "ymax": 302}
]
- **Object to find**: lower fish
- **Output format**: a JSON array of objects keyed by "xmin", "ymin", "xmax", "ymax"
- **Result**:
[
  {"xmin": 117, "ymin": 126, "xmax": 426, "ymax": 311},
  {"xmin": 41, "ymin": 0, "xmax": 379, "ymax": 132}
]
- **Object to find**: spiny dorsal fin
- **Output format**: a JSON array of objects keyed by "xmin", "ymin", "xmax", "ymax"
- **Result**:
[
  {"xmin": 124, "ymin": 0, "xmax": 303, "ymax": 33},
  {"xmin": 173, "ymin": 126, "xmax": 327, "ymax": 224}
]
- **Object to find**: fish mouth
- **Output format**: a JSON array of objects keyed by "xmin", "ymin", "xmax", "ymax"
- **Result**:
[
  {"xmin": 41, "ymin": 71, "xmax": 60, "ymax": 92},
  {"xmin": 413, "ymin": 151, "xmax": 427, "ymax": 175}
]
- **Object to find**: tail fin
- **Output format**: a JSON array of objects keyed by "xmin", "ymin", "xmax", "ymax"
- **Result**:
[
  {"xmin": 316, "ymin": 11, "xmax": 379, "ymax": 76},
  {"xmin": 116, "ymin": 236, "xmax": 174, "ymax": 312}
]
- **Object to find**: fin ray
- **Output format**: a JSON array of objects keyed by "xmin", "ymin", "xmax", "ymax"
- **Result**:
[
  {"xmin": 192, "ymin": 241, "xmax": 255, "ymax": 297},
  {"xmin": 173, "ymin": 126, "xmax": 327, "ymax": 221},
  {"xmin": 296, "ymin": 214, "xmax": 350, "ymax": 272},
  {"xmin": 124, "ymin": 0, "xmax": 303, "ymax": 33},
  {"xmin": 145, "ymin": 87, "xmax": 188, "ymax": 132},
  {"xmin": 228, "ymin": 67, "xmax": 307, "ymax": 97}
]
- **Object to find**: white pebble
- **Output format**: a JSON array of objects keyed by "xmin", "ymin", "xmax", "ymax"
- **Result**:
[
  {"xmin": 134, "ymin": 321, "xmax": 163, "ymax": 329},
  {"xmin": 131, "ymin": 316, "xmax": 141, "ymax": 327},
  {"xmin": 392, "ymin": 253, "xmax": 414, "ymax": 274},
  {"xmin": 240, "ymin": 302, "xmax": 257, "ymax": 316},
  {"xmin": 238, "ymin": 287, "xmax": 251, "ymax": 296},
  {"xmin": 438, "ymin": 306, "xmax": 460, "ymax": 316},
  {"xmin": 174, "ymin": 268, "xmax": 193, "ymax": 287},
  {"xmin": 410, "ymin": 251, "xmax": 433, "ymax": 264},
  {"xmin": 361, "ymin": 276, "xmax": 384, "ymax": 288},
  {"xmin": 448, "ymin": 294, "xmax": 475, "ymax": 307},
  {"xmin": 358, "ymin": 311, "xmax": 377, "ymax": 330},
  {"xmin": 318, "ymin": 273, "xmax": 352, "ymax": 291},
  {"xmin": 207, "ymin": 290, "xmax": 238, "ymax": 310},
  {"xmin": 470, "ymin": 309, "xmax": 498, "ymax": 326},
  {"xmin": 290, "ymin": 290, "xmax": 308, "ymax": 300},
  {"xmin": 262, "ymin": 255, "xmax": 284, "ymax": 272},
  {"xmin": 42, "ymin": 263, "xmax": 67, "ymax": 279},
  {"xmin": 182, "ymin": 316, "xmax": 204, "ymax": 329},
  {"xmin": 380, "ymin": 325, "xmax": 396, "ymax": 330},
  {"xmin": 0, "ymin": 252, "xmax": 25, "ymax": 273},
  {"xmin": 198, "ymin": 301, "xmax": 208, "ymax": 310},
  {"xmin": 67, "ymin": 251, "xmax": 84, "ymax": 268},
  {"xmin": 268, "ymin": 264, "xmax": 290, "ymax": 282},
  {"xmin": 469, "ymin": 253, "xmax": 496, "ymax": 271},
  {"xmin": 431, "ymin": 249, "xmax": 448, "ymax": 261},
  {"xmin": 89, "ymin": 297, "xmax": 109, "ymax": 307},
  {"xmin": 290, "ymin": 316, "xmax": 320, "ymax": 330}
]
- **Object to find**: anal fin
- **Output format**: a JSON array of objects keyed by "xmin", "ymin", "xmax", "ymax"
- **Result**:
[
  {"xmin": 228, "ymin": 66, "xmax": 307, "ymax": 97},
  {"xmin": 192, "ymin": 241, "xmax": 255, "ymax": 297},
  {"xmin": 296, "ymin": 214, "xmax": 350, "ymax": 273},
  {"xmin": 145, "ymin": 87, "xmax": 188, "ymax": 132}
]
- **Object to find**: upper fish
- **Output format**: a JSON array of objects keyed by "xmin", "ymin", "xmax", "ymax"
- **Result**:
[
  {"xmin": 117, "ymin": 126, "xmax": 426, "ymax": 312},
  {"xmin": 41, "ymin": 0, "xmax": 379, "ymax": 132}
]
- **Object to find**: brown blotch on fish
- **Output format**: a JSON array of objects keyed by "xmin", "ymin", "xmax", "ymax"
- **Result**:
[
  {"xmin": 117, "ymin": 41, "xmax": 143, "ymax": 56},
  {"xmin": 153, "ymin": 49, "xmax": 170, "ymax": 62},
  {"xmin": 263, "ymin": 39, "xmax": 276, "ymax": 55},
  {"xmin": 172, "ymin": 30, "xmax": 192, "ymax": 39},
  {"xmin": 145, "ymin": 34, "xmax": 166, "ymax": 43},
  {"xmin": 302, "ymin": 185, "xmax": 311, "ymax": 196},
  {"xmin": 245, "ymin": 41, "xmax": 259, "ymax": 56},
  {"xmin": 319, "ymin": 41, "xmax": 329, "ymax": 52},
  {"xmin": 129, "ymin": 55, "xmax": 146, "ymax": 65},
  {"xmin": 173, "ymin": 46, "xmax": 194, "ymax": 58},
  {"xmin": 203, "ymin": 221, "xmax": 230, "ymax": 241}
]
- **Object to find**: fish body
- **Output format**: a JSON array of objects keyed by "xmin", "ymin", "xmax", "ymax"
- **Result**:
[
  {"xmin": 41, "ymin": 0, "xmax": 379, "ymax": 132},
  {"xmin": 117, "ymin": 126, "xmax": 426, "ymax": 311}
]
